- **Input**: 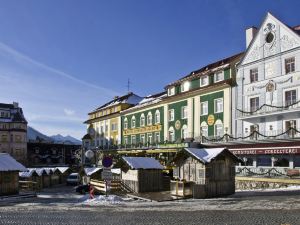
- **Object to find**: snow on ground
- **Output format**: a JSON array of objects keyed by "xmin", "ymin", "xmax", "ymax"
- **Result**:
[
  {"xmin": 237, "ymin": 185, "xmax": 300, "ymax": 192},
  {"xmin": 78, "ymin": 194, "xmax": 132, "ymax": 205}
]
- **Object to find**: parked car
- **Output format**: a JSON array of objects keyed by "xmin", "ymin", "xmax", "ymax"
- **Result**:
[
  {"xmin": 66, "ymin": 173, "xmax": 81, "ymax": 185},
  {"xmin": 75, "ymin": 184, "xmax": 90, "ymax": 194}
]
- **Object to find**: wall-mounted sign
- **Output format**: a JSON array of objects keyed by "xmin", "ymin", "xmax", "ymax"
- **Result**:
[
  {"xmin": 123, "ymin": 124, "xmax": 162, "ymax": 136},
  {"xmin": 207, "ymin": 114, "xmax": 215, "ymax": 126},
  {"xmin": 175, "ymin": 120, "xmax": 181, "ymax": 130},
  {"xmin": 230, "ymin": 148, "xmax": 300, "ymax": 155}
]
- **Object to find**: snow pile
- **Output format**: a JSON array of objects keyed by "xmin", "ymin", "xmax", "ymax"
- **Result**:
[
  {"xmin": 237, "ymin": 185, "xmax": 300, "ymax": 192},
  {"xmin": 79, "ymin": 195, "xmax": 129, "ymax": 205}
]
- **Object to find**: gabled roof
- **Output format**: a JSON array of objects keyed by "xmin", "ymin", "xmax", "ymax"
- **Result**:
[
  {"xmin": 19, "ymin": 169, "xmax": 38, "ymax": 178},
  {"xmin": 122, "ymin": 157, "xmax": 164, "ymax": 170},
  {"xmin": 89, "ymin": 92, "xmax": 143, "ymax": 115},
  {"xmin": 56, "ymin": 167, "xmax": 70, "ymax": 173},
  {"xmin": 239, "ymin": 12, "xmax": 300, "ymax": 66},
  {"xmin": 0, "ymin": 153, "xmax": 27, "ymax": 172},
  {"xmin": 84, "ymin": 167, "xmax": 102, "ymax": 176},
  {"xmin": 121, "ymin": 91, "xmax": 167, "ymax": 114},
  {"xmin": 184, "ymin": 148, "xmax": 239, "ymax": 164},
  {"xmin": 165, "ymin": 52, "xmax": 244, "ymax": 88}
]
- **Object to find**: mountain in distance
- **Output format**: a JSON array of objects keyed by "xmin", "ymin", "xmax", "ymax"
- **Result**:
[
  {"xmin": 50, "ymin": 134, "xmax": 82, "ymax": 145},
  {"xmin": 27, "ymin": 126, "xmax": 52, "ymax": 142},
  {"xmin": 27, "ymin": 126, "xmax": 81, "ymax": 145}
]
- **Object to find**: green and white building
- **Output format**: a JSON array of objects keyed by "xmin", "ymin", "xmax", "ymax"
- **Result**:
[{"xmin": 164, "ymin": 53, "xmax": 244, "ymax": 143}]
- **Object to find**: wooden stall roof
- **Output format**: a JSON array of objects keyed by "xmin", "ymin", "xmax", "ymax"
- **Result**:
[
  {"xmin": 182, "ymin": 148, "xmax": 240, "ymax": 164},
  {"xmin": 19, "ymin": 169, "xmax": 39, "ymax": 178},
  {"xmin": 122, "ymin": 157, "xmax": 164, "ymax": 170},
  {"xmin": 0, "ymin": 153, "xmax": 27, "ymax": 172},
  {"xmin": 84, "ymin": 167, "xmax": 102, "ymax": 176}
]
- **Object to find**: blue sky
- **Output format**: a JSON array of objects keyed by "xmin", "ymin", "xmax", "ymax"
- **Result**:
[{"xmin": 0, "ymin": 0, "xmax": 299, "ymax": 139}]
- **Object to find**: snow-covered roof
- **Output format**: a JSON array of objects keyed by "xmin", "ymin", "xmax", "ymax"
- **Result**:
[
  {"xmin": 111, "ymin": 168, "xmax": 121, "ymax": 175},
  {"xmin": 29, "ymin": 168, "xmax": 47, "ymax": 176},
  {"xmin": 0, "ymin": 153, "xmax": 27, "ymax": 172},
  {"xmin": 121, "ymin": 92, "xmax": 166, "ymax": 114},
  {"xmin": 122, "ymin": 157, "xmax": 164, "ymax": 170},
  {"xmin": 84, "ymin": 167, "xmax": 102, "ymax": 176},
  {"xmin": 19, "ymin": 169, "xmax": 38, "ymax": 178},
  {"xmin": 56, "ymin": 167, "xmax": 70, "ymax": 173},
  {"xmin": 184, "ymin": 148, "xmax": 233, "ymax": 164}
]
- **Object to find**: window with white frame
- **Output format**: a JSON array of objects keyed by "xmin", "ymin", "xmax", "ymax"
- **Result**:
[
  {"xmin": 140, "ymin": 114, "xmax": 145, "ymax": 127},
  {"xmin": 285, "ymin": 57, "xmax": 295, "ymax": 74},
  {"xmin": 168, "ymin": 127, "xmax": 175, "ymax": 142},
  {"xmin": 147, "ymin": 112, "xmax": 152, "ymax": 125},
  {"xmin": 168, "ymin": 87, "xmax": 175, "ymax": 96},
  {"xmin": 200, "ymin": 75, "xmax": 209, "ymax": 87},
  {"xmin": 131, "ymin": 135, "xmax": 136, "ymax": 144},
  {"xmin": 131, "ymin": 116, "xmax": 136, "ymax": 128},
  {"xmin": 250, "ymin": 97, "xmax": 259, "ymax": 112},
  {"xmin": 181, "ymin": 106, "xmax": 188, "ymax": 119},
  {"xmin": 147, "ymin": 133, "xmax": 153, "ymax": 143},
  {"xmin": 181, "ymin": 81, "xmax": 190, "ymax": 92},
  {"xmin": 124, "ymin": 137, "xmax": 128, "ymax": 145},
  {"xmin": 214, "ymin": 71, "xmax": 224, "ymax": 82},
  {"xmin": 215, "ymin": 122, "xmax": 223, "ymax": 137},
  {"xmin": 155, "ymin": 132, "xmax": 160, "ymax": 143},
  {"xmin": 155, "ymin": 110, "xmax": 160, "ymax": 124},
  {"xmin": 214, "ymin": 98, "xmax": 223, "ymax": 113},
  {"xmin": 200, "ymin": 101, "xmax": 208, "ymax": 115},
  {"xmin": 201, "ymin": 126, "xmax": 208, "ymax": 137},
  {"xmin": 181, "ymin": 125, "xmax": 188, "ymax": 139},
  {"xmin": 285, "ymin": 89, "xmax": 297, "ymax": 106},
  {"xmin": 168, "ymin": 109, "xmax": 174, "ymax": 121},
  {"xmin": 140, "ymin": 134, "xmax": 145, "ymax": 144},
  {"xmin": 250, "ymin": 68, "xmax": 258, "ymax": 83}
]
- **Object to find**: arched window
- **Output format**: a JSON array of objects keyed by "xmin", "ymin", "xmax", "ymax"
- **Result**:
[
  {"xmin": 168, "ymin": 126, "xmax": 175, "ymax": 142},
  {"xmin": 131, "ymin": 116, "xmax": 136, "ymax": 128},
  {"xmin": 214, "ymin": 119, "xmax": 223, "ymax": 137},
  {"xmin": 181, "ymin": 125, "xmax": 188, "ymax": 139},
  {"xmin": 140, "ymin": 114, "xmax": 145, "ymax": 127},
  {"xmin": 155, "ymin": 110, "xmax": 160, "ymax": 124},
  {"xmin": 147, "ymin": 112, "xmax": 152, "ymax": 125},
  {"xmin": 123, "ymin": 118, "xmax": 128, "ymax": 130},
  {"xmin": 200, "ymin": 121, "xmax": 208, "ymax": 138}
]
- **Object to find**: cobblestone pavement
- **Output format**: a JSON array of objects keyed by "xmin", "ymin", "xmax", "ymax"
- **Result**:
[
  {"xmin": 0, "ymin": 208, "xmax": 299, "ymax": 225},
  {"xmin": 1, "ymin": 186, "xmax": 300, "ymax": 224}
]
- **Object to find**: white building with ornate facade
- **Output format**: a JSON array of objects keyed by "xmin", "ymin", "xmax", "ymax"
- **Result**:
[{"xmin": 233, "ymin": 13, "xmax": 300, "ymax": 167}]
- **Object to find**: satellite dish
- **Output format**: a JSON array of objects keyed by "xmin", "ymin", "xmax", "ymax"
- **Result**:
[{"xmin": 85, "ymin": 150, "xmax": 94, "ymax": 159}]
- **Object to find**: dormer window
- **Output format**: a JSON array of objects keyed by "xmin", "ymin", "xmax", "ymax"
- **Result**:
[
  {"xmin": 168, "ymin": 87, "xmax": 175, "ymax": 96},
  {"xmin": 180, "ymin": 81, "xmax": 190, "ymax": 92},
  {"xmin": 200, "ymin": 75, "xmax": 209, "ymax": 87},
  {"xmin": 214, "ymin": 71, "xmax": 224, "ymax": 82}
]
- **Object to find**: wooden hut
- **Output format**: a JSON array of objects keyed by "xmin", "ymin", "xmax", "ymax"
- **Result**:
[
  {"xmin": 0, "ymin": 153, "xmax": 27, "ymax": 195},
  {"xmin": 44, "ymin": 168, "xmax": 61, "ymax": 186},
  {"xmin": 32, "ymin": 168, "xmax": 49, "ymax": 189},
  {"xmin": 82, "ymin": 167, "xmax": 102, "ymax": 184},
  {"xmin": 121, "ymin": 157, "xmax": 164, "ymax": 193},
  {"xmin": 171, "ymin": 148, "xmax": 240, "ymax": 198},
  {"xmin": 19, "ymin": 169, "xmax": 40, "ymax": 191},
  {"xmin": 56, "ymin": 167, "xmax": 71, "ymax": 184}
]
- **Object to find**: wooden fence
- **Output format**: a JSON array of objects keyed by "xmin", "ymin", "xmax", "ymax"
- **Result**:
[
  {"xmin": 90, "ymin": 179, "xmax": 121, "ymax": 193},
  {"xmin": 19, "ymin": 181, "xmax": 39, "ymax": 192}
]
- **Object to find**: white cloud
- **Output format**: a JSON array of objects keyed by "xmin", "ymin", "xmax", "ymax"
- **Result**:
[{"xmin": 64, "ymin": 108, "xmax": 75, "ymax": 116}]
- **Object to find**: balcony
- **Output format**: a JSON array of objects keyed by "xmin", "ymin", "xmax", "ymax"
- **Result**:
[
  {"xmin": 201, "ymin": 127, "xmax": 300, "ymax": 144},
  {"xmin": 237, "ymin": 100, "xmax": 300, "ymax": 122}
]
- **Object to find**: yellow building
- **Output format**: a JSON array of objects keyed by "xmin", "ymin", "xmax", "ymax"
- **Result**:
[{"xmin": 83, "ymin": 92, "xmax": 142, "ymax": 150}]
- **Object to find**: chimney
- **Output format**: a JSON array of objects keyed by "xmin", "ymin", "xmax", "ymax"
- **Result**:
[
  {"xmin": 13, "ymin": 102, "xmax": 19, "ymax": 108},
  {"xmin": 246, "ymin": 26, "xmax": 257, "ymax": 48}
]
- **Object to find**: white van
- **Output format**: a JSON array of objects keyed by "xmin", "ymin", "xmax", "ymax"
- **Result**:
[{"xmin": 66, "ymin": 173, "xmax": 81, "ymax": 185}]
